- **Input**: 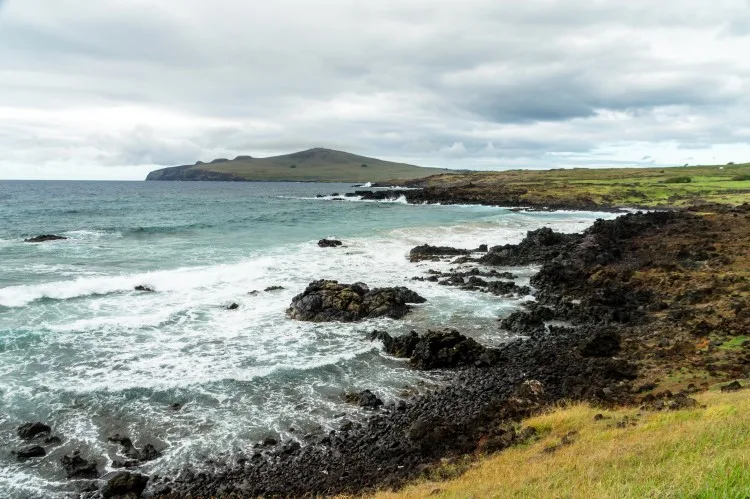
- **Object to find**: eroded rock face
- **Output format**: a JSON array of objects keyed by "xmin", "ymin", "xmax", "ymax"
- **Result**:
[
  {"xmin": 287, "ymin": 280, "xmax": 426, "ymax": 322},
  {"xmin": 372, "ymin": 329, "xmax": 501, "ymax": 370}
]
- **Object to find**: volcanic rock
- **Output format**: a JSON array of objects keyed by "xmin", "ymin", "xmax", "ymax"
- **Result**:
[
  {"xmin": 318, "ymin": 239, "xmax": 343, "ymax": 248},
  {"xmin": 372, "ymin": 329, "xmax": 501, "ymax": 370},
  {"xmin": 14, "ymin": 445, "xmax": 46, "ymax": 461},
  {"xmin": 409, "ymin": 245, "xmax": 470, "ymax": 262},
  {"xmin": 344, "ymin": 390, "xmax": 384, "ymax": 409},
  {"xmin": 61, "ymin": 451, "xmax": 98, "ymax": 479},
  {"xmin": 17, "ymin": 422, "xmax": 51, "ymax": 440},
  {"xmin": 24, "ymin": 234, "xmax": 67, "ymax": 243},
  {"xmin": 102, "ymin": 472, "xmax": 149, "ymax": 498},
  {"xmin": 287, "ymin": 280, "xmax": 425, "ymax": 322}
]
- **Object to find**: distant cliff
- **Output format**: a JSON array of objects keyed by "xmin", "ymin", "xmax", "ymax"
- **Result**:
[{"xmin": 145, "ymin": 148, "xmax": 455, "ymax": 183}]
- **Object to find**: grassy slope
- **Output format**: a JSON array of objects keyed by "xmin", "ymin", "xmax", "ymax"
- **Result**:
[
  {"xmin": 193, "ymin": 148, "xmax": 455, "ymax": 183},
  {"xmin": 395, "ymin": 163, "xmax": 750, "ymax": 208},
  {"xmin": 370, "ymin": 384, "xmax": 750, "ymax": 498}
]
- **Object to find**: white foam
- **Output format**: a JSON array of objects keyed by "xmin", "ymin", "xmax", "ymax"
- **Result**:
[{"xmin": 0, "ymin": 208, "xmax": 618, "ymax": 496}]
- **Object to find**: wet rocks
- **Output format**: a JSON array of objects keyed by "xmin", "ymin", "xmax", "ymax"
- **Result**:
[
  {"xmin": 480, "ymin": 228, "xmax": 577, "ymax": 266},
  {"xmin": 17, "ymin": 422, "xmax": 51, "ymax": 440},
  {"xmin": 318, "ymin": 239, "xmax": 343, "ymax": 248},
  {"xmin": 134, "ymin": 285, "xmax": 155, "ymax": 292},
  {"xmin": 287, "ymin": 280, "xmax": 426, "ymax": 322},
  {"xmin": 372, "ymin": 329, "xmax": 501, "ymax": 370},
  {"xmin": 225, "ymin": 303, "xmax": 240, "ymax": 310},
  {"xmin": 14, "ymin": 445, "xmax": 46, "ymax": 461},
  {"xmin": 109, "ymin": 434, "xmax": 161, "ymax": 463},
  {"xmin": 344, "ymin": 390, "xmax": 384, "ymax": 409},
  {"xmin": 61, "ymin": 451, "xmax": 98, "ymax": 479},
  {"xmin": 102, "ymin": 472, "xmax": 149, "ymax": 498},
  {"xmin": 24, "ymin": 234, "xmax": 67, "ymax": 243},
  {"xmin": 264, "ymin": 286, "xmax": 285, "ymax": 292},
  {"xmin": 409, "ymin": 245, "xmax": 470, "ymax": 262}
]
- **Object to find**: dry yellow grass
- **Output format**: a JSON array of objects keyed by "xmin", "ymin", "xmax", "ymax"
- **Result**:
[{"xmin": 365, "ymin": 384, "xmax": 750, "ymax": 499}]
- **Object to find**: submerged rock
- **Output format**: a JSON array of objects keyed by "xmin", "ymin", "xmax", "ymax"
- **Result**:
[
  {"xmin": 134, "ymin": 285, "xmax": 155, "ymax": 292},
  {"xmin": 372, "ymin": 329, "xmax": 501, "ymax": 370},
  {"xmin": 14, "ymin": 445, "xmax": 46, "ymax": 461},
  {"xmin": 17, "ymin": 422, "xmax": 51, "ymax": 440},
  {"xmin": 226, "ymin": 303, "xmax": 240, "ymax": 310},
  {"xmin": 287, "ymin": 280, "xmax": 425, "ymax": 322},
  {"xmin": 409, "ymin": 245, "xmax": 470, "ymax": 262},
  {"xmin": 102, "ymin": 471, "xmax": 149, "ymax": 498},
  {"xmin": 61, "ymin": 451, "xmax": 98, "ymax": 479},
  {"xmin": 264, "ymin": 286, "xmax": 285, "ymax": 292},
  {"xmin": 318, "ymin": 239, "xmax": 343, "ymax": 248},
  {"xmin": 24, "ymin": 234, "xmax": 67, "ymax": 243}
]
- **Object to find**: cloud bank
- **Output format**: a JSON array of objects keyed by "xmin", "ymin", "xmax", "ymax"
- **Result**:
[{"xmin": 1, "ymin": 0, "xmax": 749, "ymax": 179}]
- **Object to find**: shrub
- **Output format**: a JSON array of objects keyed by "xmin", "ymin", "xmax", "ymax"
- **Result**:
[
  {"xmin": 732, "ymin": 173, "xmax": 750, "ymax": 181},
  {"xmin": 664, "ymin": 176, "xmax": 692, "ymax": 184},
  {"xmin": 290, "ymin": 164, "xmax": 297, "ymax": 168},
  {"xmin": 361, "ymin": 164, "xmax": 368, "ymax": 168}
]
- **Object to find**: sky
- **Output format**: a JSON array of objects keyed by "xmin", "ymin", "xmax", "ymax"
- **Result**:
[{"xmin": 1, "ymin": 0, "xmax": 750, "ymax": 180}]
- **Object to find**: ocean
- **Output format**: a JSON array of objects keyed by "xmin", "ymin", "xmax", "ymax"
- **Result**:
[{"xmin": 0, "ymin": 180, "xmax": 615, "ymax": 497}]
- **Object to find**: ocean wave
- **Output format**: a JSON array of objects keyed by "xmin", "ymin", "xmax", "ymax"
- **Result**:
[{"xmin": 0, "ymin": 256, "xmax": 276, "ymax": 308}]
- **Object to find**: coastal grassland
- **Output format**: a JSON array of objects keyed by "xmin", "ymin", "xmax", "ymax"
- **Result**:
[
  {"xmin": 369, "ymin": 385, "xmax": 750, "ymax": 499},
  {"xmin": 394, "ymin": 163, "xmax": 750, "ymax": 208}
]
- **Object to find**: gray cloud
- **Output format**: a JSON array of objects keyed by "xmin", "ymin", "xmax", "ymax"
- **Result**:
[{"xmin": 1, "ymin": 0, "xmax": 750, "ymax": 179}]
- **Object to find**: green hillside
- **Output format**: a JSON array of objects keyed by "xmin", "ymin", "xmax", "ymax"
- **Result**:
[{"xmin": 145, "ymin": 148, "xmax": 456, "ymax": 182}]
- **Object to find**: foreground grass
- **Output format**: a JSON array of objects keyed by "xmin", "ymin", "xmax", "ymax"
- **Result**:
[{"xmin": 370, "ymin": 385, "xmax": 750, "ymax": 498}]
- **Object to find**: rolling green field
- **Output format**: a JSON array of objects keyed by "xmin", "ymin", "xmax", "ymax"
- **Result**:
[
  {"xmin": 397, "ymin": 163, "xmax": 750, "ymax": 208},
  {"xmin": 146, "ymin": 148, "xmax": 455, "ymax": 183}
]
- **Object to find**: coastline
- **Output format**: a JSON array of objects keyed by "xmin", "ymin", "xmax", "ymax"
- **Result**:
[{"xmin": 150, "ymin": 197, "xmax": 750, "ymax": 498}]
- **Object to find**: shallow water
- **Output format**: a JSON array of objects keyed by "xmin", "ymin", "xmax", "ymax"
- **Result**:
[{"xmin": 0, "ymin": 180, "xmax": 616, "ymax": 497}]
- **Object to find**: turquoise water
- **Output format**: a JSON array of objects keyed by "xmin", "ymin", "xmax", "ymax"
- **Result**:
[{"xmin": 0, "ymin": 181, "xmax": 615, "ymax": 497}]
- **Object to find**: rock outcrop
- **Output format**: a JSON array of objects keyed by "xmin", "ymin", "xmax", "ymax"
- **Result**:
[
  {"xmin": 24, "ymin": 235, "xmax": 67, "ymax": 243},
  {"xmin": 372, "ymin": 329, "xmax": 501, "ymax": 369},
  {"xmin": 318, "ymin": 239, "xmax": 343, "ymax": 248},
  {"xmin": 287, "ymin": 280, "xmax": 426, "ymax": 322}
]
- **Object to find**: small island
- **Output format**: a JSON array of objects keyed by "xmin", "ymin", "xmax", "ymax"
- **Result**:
[{"xmin": 145, "ymin": 148, "xmax": 456, "ymax": 183}]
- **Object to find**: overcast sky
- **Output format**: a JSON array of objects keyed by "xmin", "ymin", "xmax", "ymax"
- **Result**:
[{"xmin": 1, "ymin": 0, "xmax": 750, "ymax": 180}]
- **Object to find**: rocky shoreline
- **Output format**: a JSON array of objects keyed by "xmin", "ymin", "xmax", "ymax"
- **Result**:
[
  {"xmin": 14, "ymin": 202, "xmax": 749, "ymax": 498},
  {"xmin": 349, "ymin": 187, "xmax": 629, "ymax": 212},
  {"xmin": 142, "ymin": 203, "xmax": 748, "ymax": 498}
]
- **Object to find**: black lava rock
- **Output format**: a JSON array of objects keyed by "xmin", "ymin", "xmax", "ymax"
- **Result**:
[
  {"xmin": 287, "ymin": 280, "xmax": 425, "ymax": 322},
  {"xmin": 14, "ymin": 445, "xmax": 46, "ymax": 461},
  {"xmin": 318, "ymin": 239, "xmax": 343, "ymax": 248},
  {"xmin": 17, "ymin": 422, "xmax": 51, "ymax": 440},
  {"xmin": 24, "ymin": 234, "xmax": 67, "ymax": 243},
  {"xmin": 102, "ymin": 472, "xmax": 149, "ymax": 498}
]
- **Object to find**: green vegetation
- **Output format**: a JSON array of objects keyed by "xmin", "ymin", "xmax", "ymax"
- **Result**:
[
  {"xmin": 398, "ymin": 163, "xmax": 750, "ymax": 208},
  {"xmin": 146, "ymin": 148, "xmax": 454, "ymax": 183},
  {"xmin": 368, "ymin": 385, "xmax": 750, "ymax": 499},
  {"xmin": 663, "ymin": 175, "xmax": 692, "ymax": 184}
]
